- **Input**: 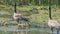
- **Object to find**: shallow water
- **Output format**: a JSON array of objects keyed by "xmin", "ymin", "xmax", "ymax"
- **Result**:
[
  {"xmin": 0, "ymin": 11, "xmax": 60, "ymax": 34},
  {"xmin": 0, "ymin": 22, "xmax": 59, "ymax": 34},
  {"xmin": 0, "ymin": 26, "xmax": 59, "ymax": 34}
]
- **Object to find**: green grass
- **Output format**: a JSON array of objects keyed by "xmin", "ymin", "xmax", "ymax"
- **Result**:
[{"xmin": 0, "ymin": 5, "xmax": 60, "ymax": 23}]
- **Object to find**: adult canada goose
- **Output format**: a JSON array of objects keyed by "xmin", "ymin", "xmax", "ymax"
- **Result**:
[
  {"xmin": 13, "ymin": 3, "xmax": 30, "ymax": 27},
  {"xmin": 48, "ymin": 5, "xmax": 60, "ymax": 34}
]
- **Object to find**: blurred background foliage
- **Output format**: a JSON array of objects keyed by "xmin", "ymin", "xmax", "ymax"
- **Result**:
[{"xmin": 0, "ymin": 0, "xmax": 59, "ymax": 6}]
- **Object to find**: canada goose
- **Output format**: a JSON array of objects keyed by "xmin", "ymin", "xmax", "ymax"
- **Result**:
[
  {"xmin": 13, "ymin": 3, "xmax": 30, "ymax": 27},
  {"xmin": 48, "ymin": 5, "xmax": 60, "ymax": 34}
]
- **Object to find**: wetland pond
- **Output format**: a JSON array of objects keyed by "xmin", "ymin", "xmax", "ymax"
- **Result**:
[{"xmin": 0, "ymin": 11, "xmax": 59, "ymax": 34}]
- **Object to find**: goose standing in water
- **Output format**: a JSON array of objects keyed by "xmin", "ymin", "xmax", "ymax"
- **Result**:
[
  {"xmin": 13, "ymin": 3, "xmax": 30, "ymax": 27},
  {"xmin": 48, "ymin": 5, "xmax": 60, "ymax": 34}
]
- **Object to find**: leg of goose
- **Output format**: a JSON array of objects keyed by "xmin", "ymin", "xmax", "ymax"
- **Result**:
[
  {"xmin": 17, "ymin": 19, "xmax": 19, "ymax": 23},
  {"xmin": 51, "ymin": 27, "xmax": 54, "ymax": 34},
  {"xmin": 27, "ymin": 22, "xmax": 31, "ymax": 28},
  {"xmin": 57, "ymin": 29, "xmax": 59, "ymax": 34}
]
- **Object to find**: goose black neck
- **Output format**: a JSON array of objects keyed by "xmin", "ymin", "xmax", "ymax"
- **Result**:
[
  {"xmin": 49, "ymin": 5, "xmax": 52, "ymax": 19},
  {"xmin": 14, "ymin": 3, "xmax": 16, "ymax": 13}
]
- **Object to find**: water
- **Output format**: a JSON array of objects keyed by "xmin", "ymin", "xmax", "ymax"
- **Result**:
[
  {"xmin": 0, "ymin": 11, "xmax": 59, "ymax": 34},
  {"xmin": 0, "ymin": 23, "xmax": 58, "ymax": 34}
]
